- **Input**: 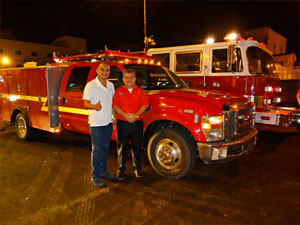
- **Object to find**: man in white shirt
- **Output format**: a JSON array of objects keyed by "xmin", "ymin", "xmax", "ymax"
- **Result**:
[{"xmin": 83, "ymin": 62, "xmax": 115, "ymax": 187}]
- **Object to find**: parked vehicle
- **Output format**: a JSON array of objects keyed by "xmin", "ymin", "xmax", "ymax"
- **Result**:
[
  {"xmin": 147, "ymin": 36, "xmax": 300, "ymax": 132},
  {"xmin": 0, "ymin": 50, "xmax": 257, "ymax": 178}
]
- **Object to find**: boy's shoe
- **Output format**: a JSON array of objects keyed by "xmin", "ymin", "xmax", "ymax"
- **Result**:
[
  {"xmin": 116, "ymin": 171, "xmax": 125, "ymax": 181},
  {"xmin": 100, "ymin": 172, "xmax": 115, "ymax": 180},
  {"xmin": 134, "ymin": 170, "xmax": 143, "ymax": 178},
  {"xmin": 92, "ymin": 179, "xmax": 105, "ymax": 187}
]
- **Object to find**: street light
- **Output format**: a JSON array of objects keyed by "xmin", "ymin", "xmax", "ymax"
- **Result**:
[
  {"xmin": 1, "ymin": 56, "xmax": 10, "ymax": 68},
  {"xmin": 2, "ymin": 57, "xmax": 9, "ymax": 65}
]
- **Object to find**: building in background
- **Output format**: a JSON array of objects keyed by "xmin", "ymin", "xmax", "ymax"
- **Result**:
[
  {"xmin": 242, "ymin": 26, "xmax": 287, "ymax": 55},
  {"xmin": 242, "ymin": 26, "xmax": 298, "ymax": 67},
  {"xmin": 0, "ymin": 36, "xmax": 86, "ymax": 68},
  {"xmin": 273, "ymin": 52, "xmax": 297, "ymax": 67}
]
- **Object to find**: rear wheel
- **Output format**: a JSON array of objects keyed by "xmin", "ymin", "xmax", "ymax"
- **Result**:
[
  {"xmin": 15, "ymin": 112, "xmax": 32, "ymax": 140},
  {"xmin": 147, "ymin": 128, "xmax": 196, "ymax": 179}
]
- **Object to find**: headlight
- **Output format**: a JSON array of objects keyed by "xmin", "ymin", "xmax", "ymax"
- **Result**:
[{"xmin": 201, "ymin": 115, "xmax": 224, "ymax": 141}]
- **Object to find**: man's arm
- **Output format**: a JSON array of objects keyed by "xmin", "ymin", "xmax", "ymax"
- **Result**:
[
  {"xmin": 84, "ymin": 100, "xmax": 102, "ymax": 111},
  {"xmin": 113, "ymin": 105, "xmax": 129, "ymax": 120},
  {"xmin": 113, "ymin": 105, "xmax": 136, "ymax": 123},
  {"xmin": 135, "ymin": 105, "xmax": 148, "ymax": 118}
]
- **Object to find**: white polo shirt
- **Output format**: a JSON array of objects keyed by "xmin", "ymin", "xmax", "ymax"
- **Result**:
[{"xmin": 83, "ymin": 78, "xmax": 115, "ymax": 127}]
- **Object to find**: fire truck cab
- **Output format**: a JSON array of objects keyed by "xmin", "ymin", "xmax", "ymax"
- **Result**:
[
  {"xmin": 147, "ymin": 39, "xmax": 300, "ymax": 132},
  {"xmin": 0, "ymin": 50, "xmax": 258, "ymax": 179}
]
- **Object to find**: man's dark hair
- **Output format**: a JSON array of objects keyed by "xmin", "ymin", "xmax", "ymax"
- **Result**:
[{"xmin": 122, "ymin": 69, "xmax": 136, "ymax": 77}]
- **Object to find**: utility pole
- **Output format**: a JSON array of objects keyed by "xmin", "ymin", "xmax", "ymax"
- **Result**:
[
  {"xmin": 143, "ymin": 0, "xmax": 155, "ymax": 54},
  {"xmin": 144, "ymin": 0, "xmax": 147, "ymax": 54}
]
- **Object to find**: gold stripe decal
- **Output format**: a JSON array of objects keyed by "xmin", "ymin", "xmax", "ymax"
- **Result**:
[
  {"xmin": 58, "ymin": 106, "xmax": 88, "ymax": 115},
  {"xmin": 41, "ymin": 106, "xmax": 88, "ymax": 115},
  {"xmin": 1, "ymin": 94, "xmax": 88, "ymax": 115},
  {"xmin": 0, "ymin": 94, "xmax": 47, "ymax": 102}
]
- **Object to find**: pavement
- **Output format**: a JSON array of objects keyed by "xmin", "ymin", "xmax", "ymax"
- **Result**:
[{"xmin": 0, "ymin": 123, "xmax": 300, "ymax": 225}]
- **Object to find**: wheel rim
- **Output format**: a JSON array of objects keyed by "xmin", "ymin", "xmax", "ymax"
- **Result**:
[
  {"xmin": 155, "ymin": 138, "xmax": 182, "ymax": 169},
  {"xmin": 17, "ymin": 117, "xmax": 27, "ymax": 138}
]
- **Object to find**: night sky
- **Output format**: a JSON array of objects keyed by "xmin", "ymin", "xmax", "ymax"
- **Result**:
[{"xmin": 1, "ymin": 0, "xmax": 299, "ymax": 58}]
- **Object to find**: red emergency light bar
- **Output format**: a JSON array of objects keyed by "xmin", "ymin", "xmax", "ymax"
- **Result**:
[{"xmin": 53, "ymin": 50, "xmax": 153, "ymax": 63}]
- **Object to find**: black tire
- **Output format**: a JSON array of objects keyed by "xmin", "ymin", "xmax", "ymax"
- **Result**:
[
  {"xmin": 15, "ymin": 112, "xmax": 32, "ymax": 140},
  {"xmin": 147, "ymin": 128, "xmax": 196, "ymax": 179}
]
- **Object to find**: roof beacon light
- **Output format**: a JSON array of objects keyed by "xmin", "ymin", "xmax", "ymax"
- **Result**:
[
  {"xmin": 206, "ymin": 38, "xmax": 215, "ymax": 44},
  {"xmin": 224, "ymin": 32, "xmax": 238, "ymax": 41}
]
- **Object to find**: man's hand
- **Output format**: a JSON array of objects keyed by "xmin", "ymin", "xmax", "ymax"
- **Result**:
[
  {"xmin": 112, "ymin": 118, "xmax": 117, "ymax": 129},
  {"xmin": 84, "ymin": 100, "xmax": 102, "ymax": 111},
  {"xmin": 94, "ymin": 101, "xmax": 102, "ymax": 111},
  {"xmin": 125, "ymin": 113, "xmax": 136, "ymax": 123}
]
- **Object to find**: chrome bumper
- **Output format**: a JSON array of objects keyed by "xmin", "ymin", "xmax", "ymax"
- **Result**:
[
  {"xmin": 197, "ymin": 128, "xmax": 258, "ymax": 164},
  {"xmin": 254, "ymin": 106, "xmax": 300, "ymax": 127}
]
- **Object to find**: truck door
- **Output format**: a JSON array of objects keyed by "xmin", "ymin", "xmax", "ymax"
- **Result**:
[
  {"xmin": 59, "ymin": 63, "xmax": 95, "ymax": 134},
  {"xmin": 208, "ymin": 46, "xmax": 245, "ymax": 94}
]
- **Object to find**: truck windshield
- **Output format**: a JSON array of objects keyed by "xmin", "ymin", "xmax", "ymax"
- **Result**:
[
  {"xmin": 247, "ymin": 46, "xmax": 277, "ymax": 76},
  {"xmin": 124, "ymin": 64, "xmax": 188, "ymax": 90}
]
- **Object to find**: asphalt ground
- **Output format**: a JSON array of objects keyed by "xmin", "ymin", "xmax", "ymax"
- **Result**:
[{"xmin": 0, "ymin": 123, "xmax": 299, "ymax": 225}]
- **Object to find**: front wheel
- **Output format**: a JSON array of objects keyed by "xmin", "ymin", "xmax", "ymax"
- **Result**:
[
  {"xmin": 15, "ymin": 112, "xmax": 32, "ymax": 140},
  {"xmin": 147, "ymin": 128, "xmax": 196, "ymax": 179}
]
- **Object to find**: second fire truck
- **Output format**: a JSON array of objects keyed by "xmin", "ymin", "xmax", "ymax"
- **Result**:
[{"xmin": 147, "ymin": 35, "xmax": 300, "ymax": 132}]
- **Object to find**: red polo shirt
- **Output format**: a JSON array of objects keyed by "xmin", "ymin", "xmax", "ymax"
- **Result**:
[{"xmin": 113, "ymin": 85, "xmax": 149, "ymax": 121}]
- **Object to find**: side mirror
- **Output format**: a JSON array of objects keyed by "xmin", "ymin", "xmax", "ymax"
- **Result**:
[{"xmin": 227, "ymin": 44, "xmax": 237, "ymax": 72}]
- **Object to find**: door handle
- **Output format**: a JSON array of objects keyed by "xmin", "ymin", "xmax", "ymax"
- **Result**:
[{"xmin": 61, "ymin": 97, "xmax": 65, "ymax": 105}]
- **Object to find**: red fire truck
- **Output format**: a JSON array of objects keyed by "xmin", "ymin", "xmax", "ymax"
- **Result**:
[
  {"xmin": 147, "ymin": 36, "xmax": 300, "ymax": 132},
  {"xmin": 0, "ymin": 50, "xmax": 257, "ymax": 179}
]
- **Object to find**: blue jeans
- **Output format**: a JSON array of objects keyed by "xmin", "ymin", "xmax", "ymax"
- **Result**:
[{"xmin": 89, "ymin": 123, "xmax": 112, "ymax": 180}]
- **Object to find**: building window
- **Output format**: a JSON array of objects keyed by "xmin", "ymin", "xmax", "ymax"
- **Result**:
[
  {"xmin": 273, "ymin": 44, "xmax": 276, "ymax": 53},
  {"xmin": 15, "ymin": 50, "xmax": 22, "ymax": 55},
  {"xmin": 47, "ymin": 53, "xmax": 52, "ymax": 58},
  {"xmin": 31, "ymin": 52, "xmax": 37, "ymax": 57}
]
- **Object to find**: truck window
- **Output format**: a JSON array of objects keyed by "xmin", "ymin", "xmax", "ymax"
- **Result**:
[
  {"xmin": 246, "ymin": 46, "xmax": 277, "ymax": 76},
  {"xmin": 152, "ymin": 53, "xmax": 170, "ymax": 68},
  {"xmin": 175, "ymin": 51, "xmax": 202, "ymax": 73},
  {"xmin": 212, "ymin": 48, "xmax": 243, "ymax": 73},
  {"xmin": 66, "ymin": 67, "xmax": 90, "ymax": 92},
  {"xmin": 109, "ymin": 66, "xmax": 123, "ymax": 89},
  {"xmin": 124, "ymin": 64, "xmax": 187, "ymax": 90}
]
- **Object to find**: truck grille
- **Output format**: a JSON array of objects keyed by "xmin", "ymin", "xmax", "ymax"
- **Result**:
[{"xmin": 223, "ymin": 101, "xmax": 254, "ymax": 140}]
